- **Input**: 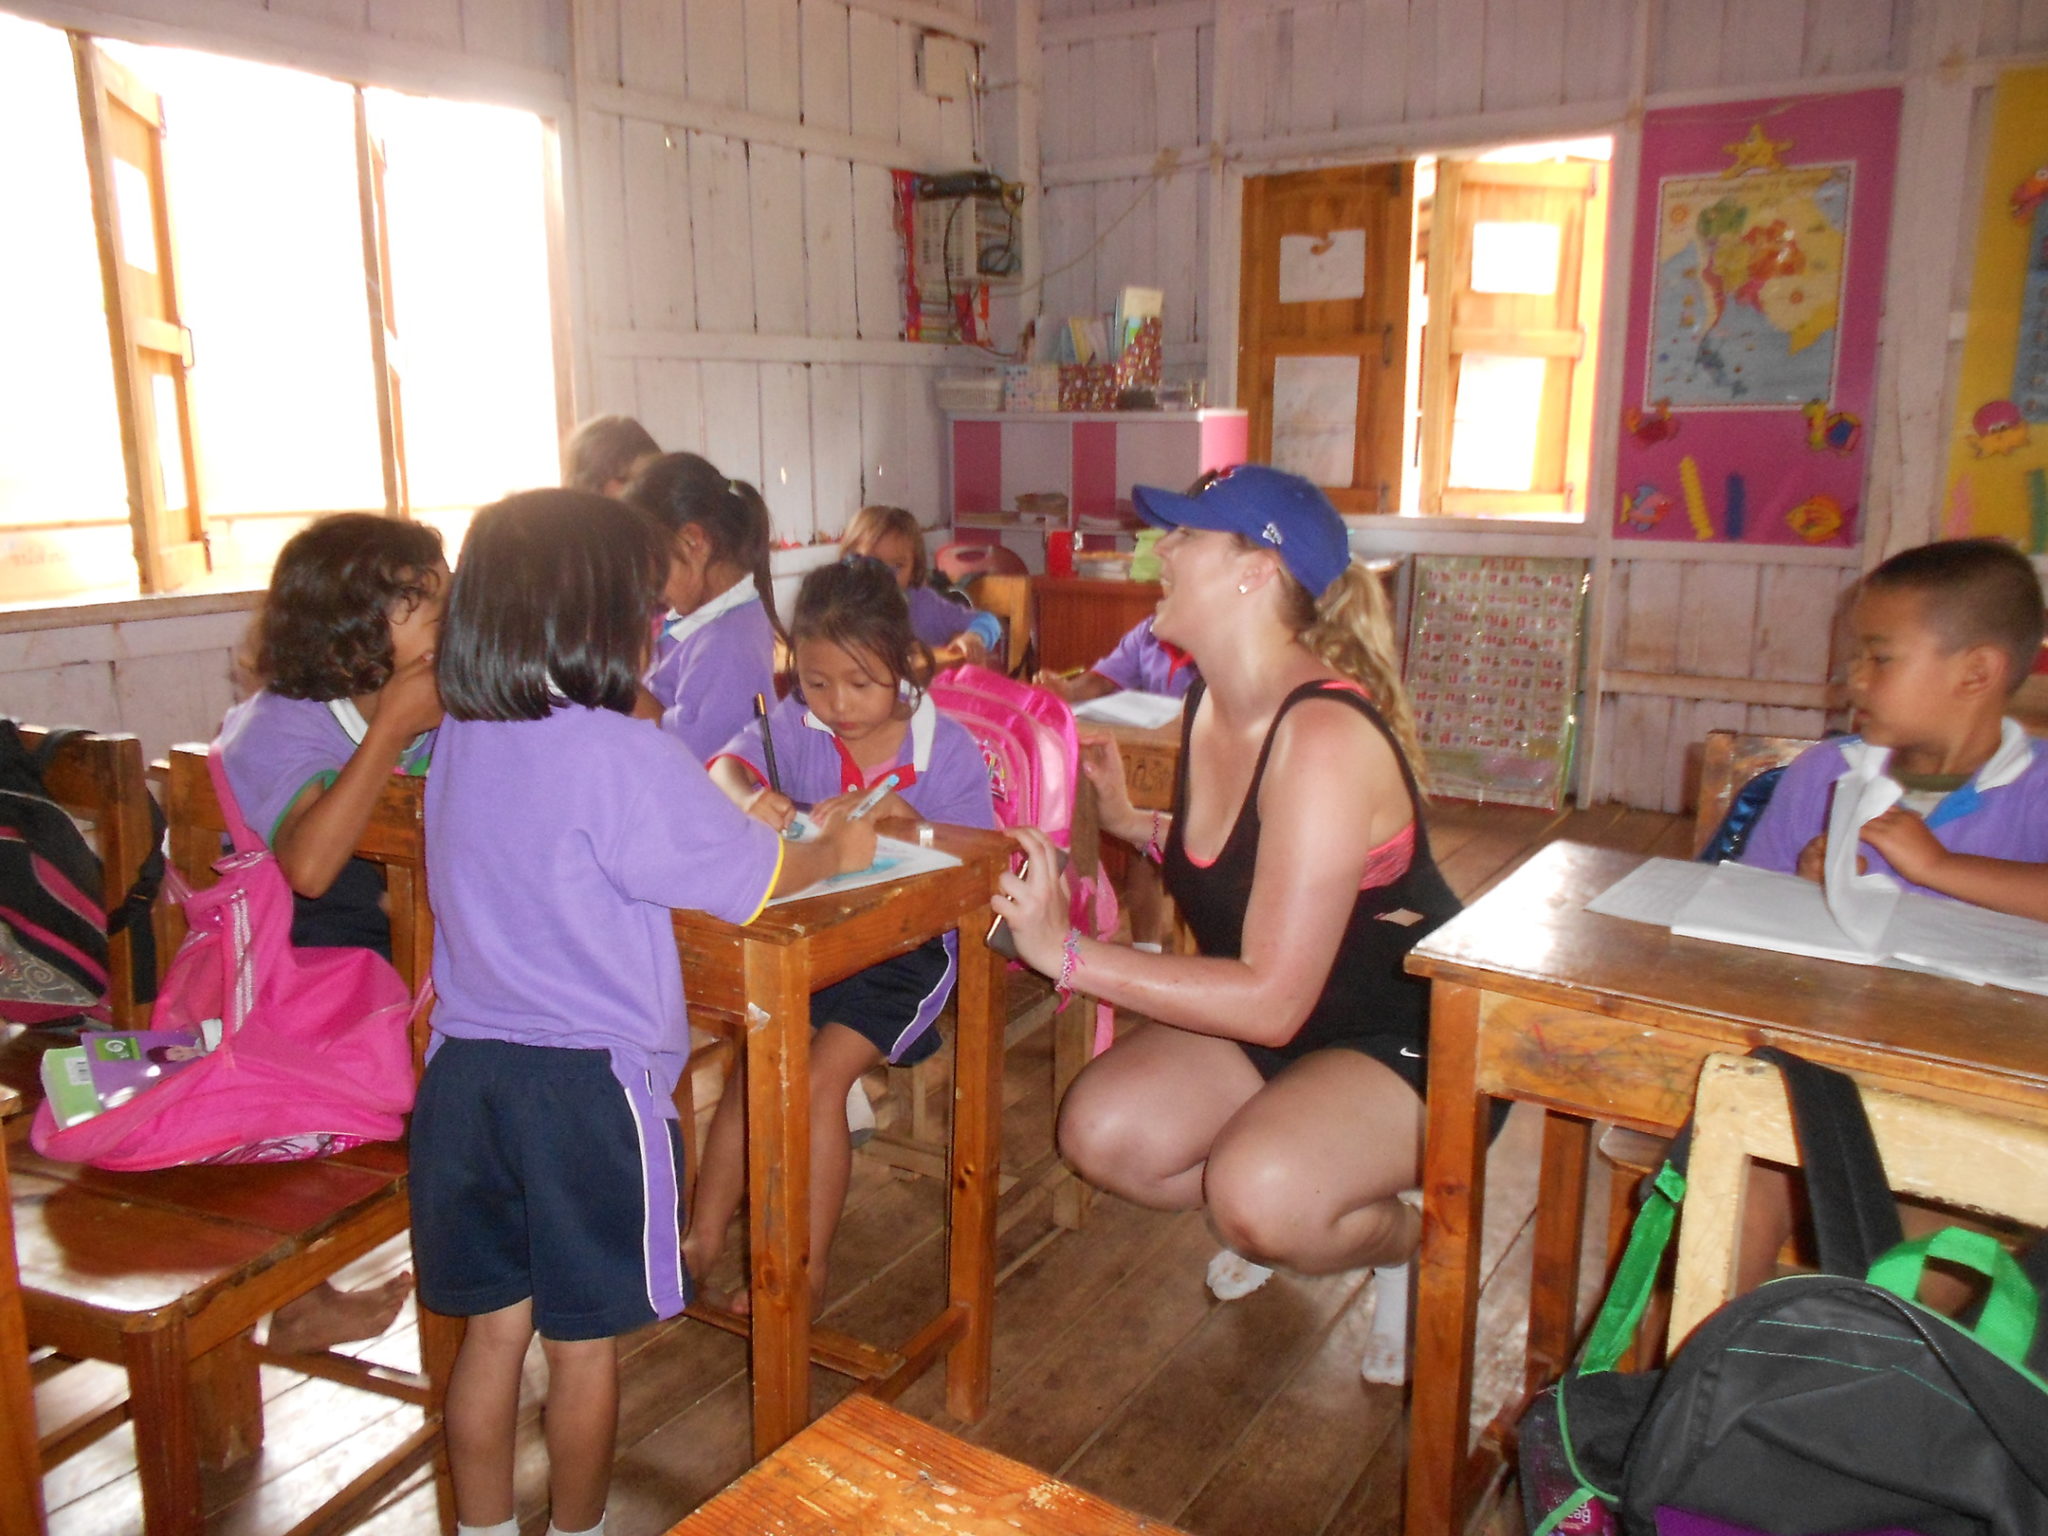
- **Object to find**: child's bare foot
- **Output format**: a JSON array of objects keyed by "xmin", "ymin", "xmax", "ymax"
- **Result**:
[{"xmin": 267, "ymin": 1274, "xmax": 413, "ymax": 1353}]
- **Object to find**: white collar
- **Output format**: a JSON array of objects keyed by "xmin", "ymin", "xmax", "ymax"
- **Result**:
[
  {"xmin": 1841, "ymin": 717, "xmax": 2036, "ymax": 793},
  {"xmin": 327, "ymin": 697, "xmax": 429, "ymax": 756},
  {"xmin": 801, "ymin": 688, "xmax": 936, "ymax": 773},
  {"xmin": 663, "ymin": 575, "xmax": 758, "ymax": 646}
]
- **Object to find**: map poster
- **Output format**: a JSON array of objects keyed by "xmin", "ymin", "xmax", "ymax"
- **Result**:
[
  {"xmin": 1942, "ymin": 66, "xmax": 2048, "ymax": 552},
  {"xmin": 1616, "ymin": 90, "xmax": 1900, "ymax": 547}
]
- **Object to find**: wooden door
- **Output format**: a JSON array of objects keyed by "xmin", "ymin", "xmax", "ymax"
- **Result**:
[{"xmin": 1238, "ymin": 165, "xmax": 1412, "ymax": 514}]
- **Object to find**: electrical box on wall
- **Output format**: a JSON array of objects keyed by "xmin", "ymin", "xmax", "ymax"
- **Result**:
[
  {"xmin": 916, "ymin": 32, "xmax": 976, "ymax": 100},
  {"xmin": 902, "ymin": 172, "xmax": 1026, "ymax": 346}
]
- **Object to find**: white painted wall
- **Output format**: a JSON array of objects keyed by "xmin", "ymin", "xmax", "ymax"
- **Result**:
[
  {"xmin": 1024, "ymin": 0, "xmax": 2048, "ymax": 809},
  {"xmin": 3, "ymin": 0, "xmax": 986, "ymax": 752}
]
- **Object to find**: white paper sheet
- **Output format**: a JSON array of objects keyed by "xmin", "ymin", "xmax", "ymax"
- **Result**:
[
  {"xmin": 1671, "ymin": 862, "xmax": 1884, "ymax": 965},
  {"xmin": 767, "ymin": 836, "xmax": 962, "ymax": 906},
  {"xmin": 1072, "ymin": 691, "xmax": 1186, "ymax": 730},
  {"xmin": 1583, "ymin": 856, "xmax": 1714, "ymax": 927}
]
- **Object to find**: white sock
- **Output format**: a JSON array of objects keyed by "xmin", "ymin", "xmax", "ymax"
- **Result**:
[
  {"xmin": 547, "ymin": 1517, "xmax": 606, "ymax": 1536},
  {"xmin": 1361, "ymin": 1192, "xmax": 1422, "ymax": 1385},
  {"xmin": 846, "ymin": 1079, "xmax": 876, "ymax": 1146},
  {"xmin": 457, "ymin": 1522, "xmax": 519, "ymax": 1536},
  {"xmin": 1205, "ymin": 1248, "xmax": 1274, "ymax": 1300}
]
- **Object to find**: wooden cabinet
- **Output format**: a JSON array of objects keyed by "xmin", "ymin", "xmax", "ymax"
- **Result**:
[{"xmin": 1032, "ymin": 576, "xmax": 1163, "ymax": 674}]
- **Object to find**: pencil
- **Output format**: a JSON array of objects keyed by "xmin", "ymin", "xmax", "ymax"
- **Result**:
[
  {"xmin": 754, "ymin": 692, "xmax": 783, "ymax": 796},
  {"xmin": 847, "ymin": 772, "xmax": 902, "ymax": 821}
]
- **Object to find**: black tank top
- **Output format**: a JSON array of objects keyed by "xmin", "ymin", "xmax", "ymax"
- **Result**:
[{"xmin": 1162, "ymin": 679, "xmax": 1462, "ymax": 1073}]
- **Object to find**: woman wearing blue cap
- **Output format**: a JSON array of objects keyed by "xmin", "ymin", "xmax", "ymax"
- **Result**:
[{"xmin": 992, "ymin": 464, "xmax": 1461, "ymax": 1381}]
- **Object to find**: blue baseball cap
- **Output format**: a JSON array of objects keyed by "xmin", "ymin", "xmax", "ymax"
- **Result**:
[{"xmin": 1131, "ymin": 465, "xmax": 1352, "ymax": 599}]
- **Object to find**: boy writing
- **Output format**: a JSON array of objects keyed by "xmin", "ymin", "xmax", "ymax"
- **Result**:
[{"xmin": 1741, "ymin": 537, "xmax": 2048, "ymax": 920}]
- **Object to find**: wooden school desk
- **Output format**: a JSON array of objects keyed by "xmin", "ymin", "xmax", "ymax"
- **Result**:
[
  {"xmin": 1, "ymin": 1084, "xmax": 45, "ymax": 1536},
  {"xmin": 670, "ymin": 823, "xmax": 1011, "ymax": 1459},
  {"xmin": 1401, "ymin": 841, "xmax": 2048, "ymax": 1536},
  {"xmin": 661, "ymin": 1391, "xmax": 1189, "ymax": 1536}
]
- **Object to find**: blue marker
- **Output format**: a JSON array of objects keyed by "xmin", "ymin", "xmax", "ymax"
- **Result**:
[{"xmin": 847, "ymin": 772, "xmax": 902, "ymax": 821}]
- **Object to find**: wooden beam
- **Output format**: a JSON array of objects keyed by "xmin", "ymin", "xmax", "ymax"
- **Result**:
[
  {"xmin": 848, "ymin": 0, "xmax": 991, "ymax": 47},
  {"xmin": 1042, "ymin": 0, "xmax": 1212, "ymax": 45},
  {"xmin": 592, "ymin": 328, "xmax": 983, "ymax": 369},
  {"xmin": 581, "ymin": 79, "xmax": 957, "ymax": 173},
  {"xmin": 1600, "ymin": 671, "xmax": 1842, "ymax": 711}
]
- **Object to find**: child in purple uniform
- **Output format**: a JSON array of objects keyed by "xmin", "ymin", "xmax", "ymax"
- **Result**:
[
  {"xmin": 691, "ymin": 559, "xmax": 997, "ymax": 1314},
  {"xmin": 623, "ymin": 453, "xmax": 786, "ymax": 759},
  {"xmin": 414, "ymin": 491, "xmax": 872, "ymax": 1536},
  {"xmin": 1727, "ymin": 537, "xmax": 2048, "ymax": 1310},
  {"xmin": 1036, "ymin": 615, "xmax": 1196, "ymax": 704},
  {"xmin": 214, "ymin": 512, "xmax": 446, "ymax": 1353},
  {"xmin": 841, "ymin": 502, "xmax": 1001, "ymax": 668},
  {"xmin": 1739, "ymin": 538, "xmax": 2048, "ymax": 917}
]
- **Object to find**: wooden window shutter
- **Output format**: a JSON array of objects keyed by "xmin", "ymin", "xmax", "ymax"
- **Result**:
[
  {"xmin": 355, "ymin": 90, "xmax": 409, "ymax": 517},
  {"xmin": 73, "ymin": 37, "xmax": 209, "ymax": 591},
  {"xmin": 1419, "ymin": 159, "xmax": 1606, "ymax": 516}
]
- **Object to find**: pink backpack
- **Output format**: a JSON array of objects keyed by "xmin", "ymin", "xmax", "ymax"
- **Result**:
[
  {"xmin": 930, "ymin": 666, "xmax": 1118, "ymax": 1052},
  {"xmin": 30, "ymin": 747, "xmax": 418, "ymax": 1169},
  {"xmin": 930, "ymin": 664, "xmax": 1080, "ymax": 844}
]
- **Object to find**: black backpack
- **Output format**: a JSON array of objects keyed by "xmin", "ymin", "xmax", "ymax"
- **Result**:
[
  {"xmin": 1520, "ymin": 1046, "xmax": 2048, "ymax": 1536},
  {"xmin": 0, "ymin": 721, "xmax": 163, "ymax": 1024}
]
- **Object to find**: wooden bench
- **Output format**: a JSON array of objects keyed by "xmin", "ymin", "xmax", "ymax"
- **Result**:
[
  {"xmin": 1, "ymin": 1083, "xmax": 44, "ymax": 1536},
  {"xmin": 7, "ymin": 735, "xmax": 456, "ymax": 1536},
  {"xmin": 1690, "ymin": 730, "xmax": 1819, "ymax": 858}
]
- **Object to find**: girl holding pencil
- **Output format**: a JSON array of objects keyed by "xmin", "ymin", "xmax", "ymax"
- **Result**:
[{"xmin": 692, "ymin": 558, "xmax": 996, "ymax": 1313}]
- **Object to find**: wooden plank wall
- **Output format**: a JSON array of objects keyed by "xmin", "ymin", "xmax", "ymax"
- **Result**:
[
  {"xmin": 1033, "ymin": 0, "xmax": 2048, "ymax": 810},
  {"xmin": 571, "ymin": 0, "xmax": 984, "ymax": 543}
]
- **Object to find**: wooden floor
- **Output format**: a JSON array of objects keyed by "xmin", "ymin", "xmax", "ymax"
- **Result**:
[{"xmin": 32, "ymin": 801, "xmax": 1692, "ymax": 1536}]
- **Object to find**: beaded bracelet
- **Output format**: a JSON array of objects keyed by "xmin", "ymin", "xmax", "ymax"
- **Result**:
[
  {"xmin": 1054, "ymin": 927, "xmax": 1083, "ymax": 1008},
  {"xmin": 1144, "ymin": 811, "xmax": 1166, "ymax": 864}
]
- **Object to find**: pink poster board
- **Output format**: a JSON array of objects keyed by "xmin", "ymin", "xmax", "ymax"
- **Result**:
[{"xmin": 1614, "ymin": 89, "xmax": 1900, "ymax": 547}]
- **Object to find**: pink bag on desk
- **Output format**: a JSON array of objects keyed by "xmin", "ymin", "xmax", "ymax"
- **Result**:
[
  {"xmin": 30, "ymin": 747, "xmax": 417, "ymax": 1170},
  {"xmin": 932, "ymin": 666, "xmax": 1119, "ymax": 1052}
]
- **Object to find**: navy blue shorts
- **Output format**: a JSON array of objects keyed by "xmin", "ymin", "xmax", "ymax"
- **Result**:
[
  {"xmin": 408, "ymin": 1037, "xmax": 690, "ymax": 1340},
  {"xmin": 810, "ymin": 935, "xmax": 953, "ymax": 1067}
]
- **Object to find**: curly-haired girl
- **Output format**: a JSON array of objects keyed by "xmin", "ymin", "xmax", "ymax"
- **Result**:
[{"xmin": 218, "ymin": 512, "xmax": 447, "ymax": 955}]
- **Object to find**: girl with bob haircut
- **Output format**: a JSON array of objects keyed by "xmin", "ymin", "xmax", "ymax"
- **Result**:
[
  {"xmin": 214, "ymin": 510, "xmax": 446, "ymax": 1349},
  {"xmin": 414, "ymin": 489, "xmax": 873, "ymax": 1536},
  {"xmin": 691, "ymin": 557, "xmax": 996, "ymax": 1314},
  {"xmin": 622, "ymin": 452, "xmax": 786, "ymax": 759},
  {"xmin": 990, "ymin": 465, "xmax": 1464, "ymax": 1385},
  {"xmin": 839, "ymin": 503, "xmax": 1001, "ymax": 667}
]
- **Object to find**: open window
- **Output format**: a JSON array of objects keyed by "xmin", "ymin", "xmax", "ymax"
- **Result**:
[
  {"xmin": 0, "ymin": 13, "xmax": 564, "ymax": 606},
  {"xmin": 1238, "ymin": 137, "xmax": 1611, "ymax": 519}
]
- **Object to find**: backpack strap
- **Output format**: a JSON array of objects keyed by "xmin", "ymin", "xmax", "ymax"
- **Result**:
[
  {"xmin": 205, "ymin": 742, "xmax": 266, "ymax": 856},
  {"xmin": 1751, "ymin": 1046, "xmax": 1905, "ymax": 1276}
]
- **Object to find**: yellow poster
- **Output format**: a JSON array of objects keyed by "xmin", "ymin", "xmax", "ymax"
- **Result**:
[{"xmin": 1945, "ymin": 66, "xmax": 2048, "ymax": 548}]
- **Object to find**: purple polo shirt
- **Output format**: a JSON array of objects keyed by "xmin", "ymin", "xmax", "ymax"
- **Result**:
[
  {"xmin": 218, "ymin": 689, "xmax": 433, "ymax": 845},
  {"xmin": 1738, "ymin": 727, "xmax": 2048, "ymax": 900},
  {"xmin": 645, "ymin": 594, "xmax": 778, "ymax": 761},
  {"xmin": 712, "ymin": 691, "xmax": 997, "ymax": 831},
  {"xmin": 426, "ymin": 705, "xmax": 782, "ymax": 1101},
  {"xmin": 906, "ymin": 585, "xmax": 974, "ymax": 650},
  {"xmin": 1090, "ymin": 617, "xmax": 1195, "ymax": 699}
]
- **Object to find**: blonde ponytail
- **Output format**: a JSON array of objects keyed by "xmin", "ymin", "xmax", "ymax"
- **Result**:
[{"xmin": 1297, "ymin": 561, "xmax": 1429, "ymax": 790}]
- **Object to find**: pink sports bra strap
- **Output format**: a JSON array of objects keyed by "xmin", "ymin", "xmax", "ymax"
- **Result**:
[{"xmin": 206, "ymin": 742, "xmax": 266, "ymax": 857}]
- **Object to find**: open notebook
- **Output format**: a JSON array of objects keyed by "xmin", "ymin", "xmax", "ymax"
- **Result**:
[
  {"xmin": 1587, "ymin": 744, "xmax": 2048, "ymax": 996},
  {"xmin": 1590, "ymin": 858, "xmax": 2048, "ymax": 997}
]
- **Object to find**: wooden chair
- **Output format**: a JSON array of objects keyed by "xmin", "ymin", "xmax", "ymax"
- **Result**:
[
  {"xmin": 1, "ymin": 1084, "xmax": 45, "ymax": 1536},
  {"xmin": 1690, "ymin": 730, "xmax": 1819, "ymax": 858},
  {"xmin": 7, "ymin": 737, "xmax": 457, "ymax": 1536},
  {"xmin": 964, "ymin": 572, "xmax": 1032, "ymax": 676},
  {"xmin": 1669, "ymin": 1052, "xmax": 2048, "ymax": 1350},
  {"xmin": 15, "ymin": 725, "xmax": 157, "ymax": 1031}
]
